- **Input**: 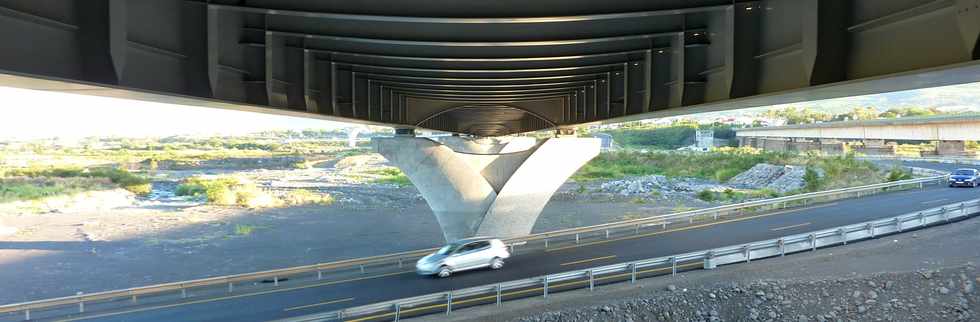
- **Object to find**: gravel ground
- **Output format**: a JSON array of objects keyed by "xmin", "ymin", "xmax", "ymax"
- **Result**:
[{"xmin": 414, "ymin": 214, "xmax": 980, "ymax": 322}]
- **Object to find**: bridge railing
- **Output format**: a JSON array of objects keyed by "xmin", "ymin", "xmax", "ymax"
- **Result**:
[
  {"xmin": 0, "ymin": 175, "xmax": 948, "ymax": 320},
  {"xmin": 283, "ymin": 197, "xmax": 980, "ymax": 322}
]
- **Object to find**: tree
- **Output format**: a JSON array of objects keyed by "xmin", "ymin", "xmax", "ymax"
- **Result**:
[
  {"xmin": 834, "ymin": 107, "xmax": 878, "ymax": 121},
  {"xmin": 879, "ymin": 107, "xmax": 942, "ymax": 118},
  {"xmin": 763, "ymin": 107, "xmax": 832, "ymax": 125}
]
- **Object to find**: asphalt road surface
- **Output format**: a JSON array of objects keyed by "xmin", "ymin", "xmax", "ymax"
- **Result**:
[
  {"xmin": 10, "ymin": 162, "xmax": 973, "ymax": 322},
  {"xmin": 35, "ymin": 181, "xmax": 975, "ymax": 322}
]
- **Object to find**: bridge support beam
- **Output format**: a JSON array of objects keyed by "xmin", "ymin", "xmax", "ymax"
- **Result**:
[{"xmin": 374, "ymin": 136, "xmax": 599, "ymax": 241}]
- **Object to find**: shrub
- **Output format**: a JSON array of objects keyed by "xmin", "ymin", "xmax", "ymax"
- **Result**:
[
  {"xmin": 175, "ymin": 183, "xmax": 206, "ymax": 197},
  {"xmin": 0, "ymin": 177, "xmax": 113, "ymax": 203},
  {"xmin": 282, "ymin": 189, "xmax": 335, "ymax": 206},
  {"xmin": 124, "ymin": 183, "xmax": 153, "ymax": 196},
  {"xmin": 714, "ymin": 168, "xmax": 742, "ymax": 182},
  {"xmin": 697, "ymin": 190, "xmax": 716, "ymax": 201},
  {"xmin": 803, "ymin": 168, "xmax": 824, "ymax": 192},
  {"xmin": 370, "ymin": 167, "xmax": 412, "ymax": 187},
  {"xmin": 1, "ymin": 166, "xmax": 152, "ymax": 196},
  {"xmin": 235, "ymin": 186, "xmax": 279, "ymax": 208},
  {"xmin": 234, "ymin": 224, "xmax": 256, "ymax": 236},
  {"xmin": 209, "ymin": 187, "xmax": 238, "ymax": 206},
  {"xmin": 886, "ymin": 167, "xmax": 912, "ymax": 182}
]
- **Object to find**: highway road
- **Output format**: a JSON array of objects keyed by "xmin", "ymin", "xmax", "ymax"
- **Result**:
[
  {"xmin": 3, "ymin": 161, "xmax": 972, "ymax": 322},
  {"xmin": 29, "ymin": 179, "xmax": 974, "ymax": 322}
]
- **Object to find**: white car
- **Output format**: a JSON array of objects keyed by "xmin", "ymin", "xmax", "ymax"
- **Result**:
[{"xmin": 415, "ymin": 237, "xmax": 511, "ymax": 278}]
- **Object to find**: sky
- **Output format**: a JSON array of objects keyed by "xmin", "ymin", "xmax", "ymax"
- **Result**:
[
  {"xmin": 1, "ymin": 81, "xmax": 979, "ymax": 139},
  {"xmin": 0, "ymin": 86, "xmax": 353, "ymax": 140},
  {"xmin": 723, "ymin": 81, "xmax": 980, "ymax": 116}
]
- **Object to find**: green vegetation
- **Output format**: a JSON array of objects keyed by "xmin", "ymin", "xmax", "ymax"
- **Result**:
[
  {"xmin": 234, "ymin": 224, "xmax": 257, "ymax": 236},
  {"xmin": 368, "ymin": 168, "xmax": 412, "ymax": 187},
  {"xmin": 761, "ymin": 106, "xmax": 958, "ymax": 125},
  {"xmin": 0, "ymin": 132, "xmax": 376, "ymax": 170},
  {"xmin": 574, "ymin": 148, "xmax": 884, "ymax": 197},
  {"xmin": 176, "ymin": 176, "xmax": 334, "ymax": 208},
  {"xmin": 877, "ymin": 107, "xmax": 944, "ymax": 118},
  {"xmin": 799, "ymin": 152, "xmax": 882, "ymax": 191},
  {"xmin": 0, "ymin": 177, "xmax": 114, "ymax": 203},
  {"xmin": 763, "ymin": 107, "xmax": 833, "ymax": 125},
  {"xmin": 573, "ymin": 147, "xmax": 791, "ymax": 182},
  {"xmin": 696, "ymin": 188, "xmax": 780, "ymax": 202},
  {"xmin": 0, "ymin": 166, "xmax": 151, "ymax": 197},
  {"xmin": 281, "ymin": 189, "xmax": 335, "ymax": 206},
  {"xmin": 886, "ymin": 167, "xmax": 913, "ymax": 182},
  {"xmin": 599, "ymin": 122, "xmax": 736, "ymax": 149}
]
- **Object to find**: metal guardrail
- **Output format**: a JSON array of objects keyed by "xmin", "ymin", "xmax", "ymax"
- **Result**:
[
  {"xmin": 859, "ymin": 155, "xmax": 980, "ymax": 166},
  {"xmin": 0, "ymin": 175, "xmax": 949, "ymax": 320},
  {"xmin": 286, "ymin": 197, "xmax": 980, "ymax": 322}
]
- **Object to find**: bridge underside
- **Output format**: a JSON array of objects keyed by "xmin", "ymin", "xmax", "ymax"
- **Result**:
[{"xmin": 1, "ymin": 0, "xmax": 979, "ymax": 136}]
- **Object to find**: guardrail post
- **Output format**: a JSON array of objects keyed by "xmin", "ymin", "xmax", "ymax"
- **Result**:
[
  {"xmin": 317, "ymin": 270, "xmax": 322, "ymax": 280},
  {"xmin": 228, "ymin": 282, "xmax": 234, "ymax": 293},
  {"xmin": 778, "ymin": 239, "xmax": 785, "ymax": 257},
  {"xmin": 446, "ymin": 292, "xmax": 453, "ymax": 314},
  {"xmin": 802, "ymin": 199, "xmax": 807, "ymax": 207},
  {"xmin": 744, "ymin": 246, "xmax": 751, "ymax": 263},
  {"xmin": 670, "ymin": 257, "xmax": 677, "ymax": 276},
  {"xmin": 919, "ymin": 213, "xmax": 925, "ymax": 226},
  {"xmin": 839, "ymin": 228, "xmax": 847, "ymax": 245},
  {"xmin": 704, "ymin": 251, "xmax": 716, "ymax": 269},
  {"xmin": 394, "ymin": 303, "xmax": 401, "ymax": 321},
  {"xmin": 867, "ymin": 223, "xmax": 875, "ymax": 238},
  {"xmin": 79, "ymin": 300, "xmax": 84, "ymax": 313},
  {"xmin": 496, "ymin": 284, "xmax": 502, "ymax": 306},
  {"xmin": 588, "ymin": 270, "xmax": 595, "ymax": 291},
  {"xmin": 809, "ymin": 233, "xmax": 817, "ymax": 251},
  {"xmin": 543, "ymin": 278, "xmax": 549, "ymax": 298},
  {"xmin": 635, "ymin": 224, "xmax": 640, "ymax": 234},
  {"xmin": 630, "ymin": 263, "xmax": 637, "ymax": 283},
  {"xmin": 181, "ymin": 287, "xmax": 187, "ymax": 298},
  {"xmin": 398, "ymin": 258, "xmax": 403, "ymax": 268},
  {"xmin": 274, "ymin": 277, "xmax": 279, "ymax": 286},
  {"xmin": 713, "ymin": 211, "xmax": 718, "ymax": 220},
  {"xmin": 894, "ymin": 217, "xmax": 902, "ymax": 232},
  {"xmin": 604, "ymin": 229, "xmax": 610, "ymax": 239},
  {"xmin": 24, "ymin": 309, "xmax": 29, "ymax": 320},
  {"xmin": 575, "ymin": 233, "xmax": 580, "ymax": 244},
  {"xmin": 132, "ymin": 295, "xmax": 138, "ymax": 303},
  {"xmin": 942, "ymin": 207, "xmax": 949, "ymax": 222},
  {"xmin": 544, "ymin": 238, "xmax": 549, "ymax": 249},
  {"xmin": 359, "ymin": 265, "xmax": 365, "ymax": 274}
]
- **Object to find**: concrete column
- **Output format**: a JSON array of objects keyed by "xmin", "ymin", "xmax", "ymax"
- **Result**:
[
  {"xmin": 937, "ymin": 140, "xmax": 968, "ymax": 156},
  {"xmin": 762, "ymin": 138, "xmax": 788, "ymax": 152},
  {"xmin": 820, "ymin": 139, "xmax": 845, "ymax": 155},
  {"xmin": 374, "ymin": 136, "xmax": 600, "ymax": 241},
  {"xmin": 858, "ymin": 139, "xmax": 896, "ymax": 155},
  {"xmin": 862, "ymin": 139, "xmax": 886, "ymax": 148}
]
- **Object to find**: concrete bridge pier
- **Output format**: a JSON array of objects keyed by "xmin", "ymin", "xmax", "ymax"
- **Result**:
[
  {"xmin": 937, "ymin": 140, "xmax": 971, "ymax": 156},
  {"xmin": 374, "ymin": 134, "xmax": 599, "ymax": 242}
]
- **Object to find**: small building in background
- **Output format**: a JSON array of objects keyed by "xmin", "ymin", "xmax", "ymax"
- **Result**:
[{"xmin": 591, "ymin": 133, "xmax": 616, "ymax": 150}]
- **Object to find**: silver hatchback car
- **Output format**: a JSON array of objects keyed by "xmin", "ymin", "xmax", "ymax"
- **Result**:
[{"xmin": 416, "ymin": 237, "xmax": 511, "ymax": 278}]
